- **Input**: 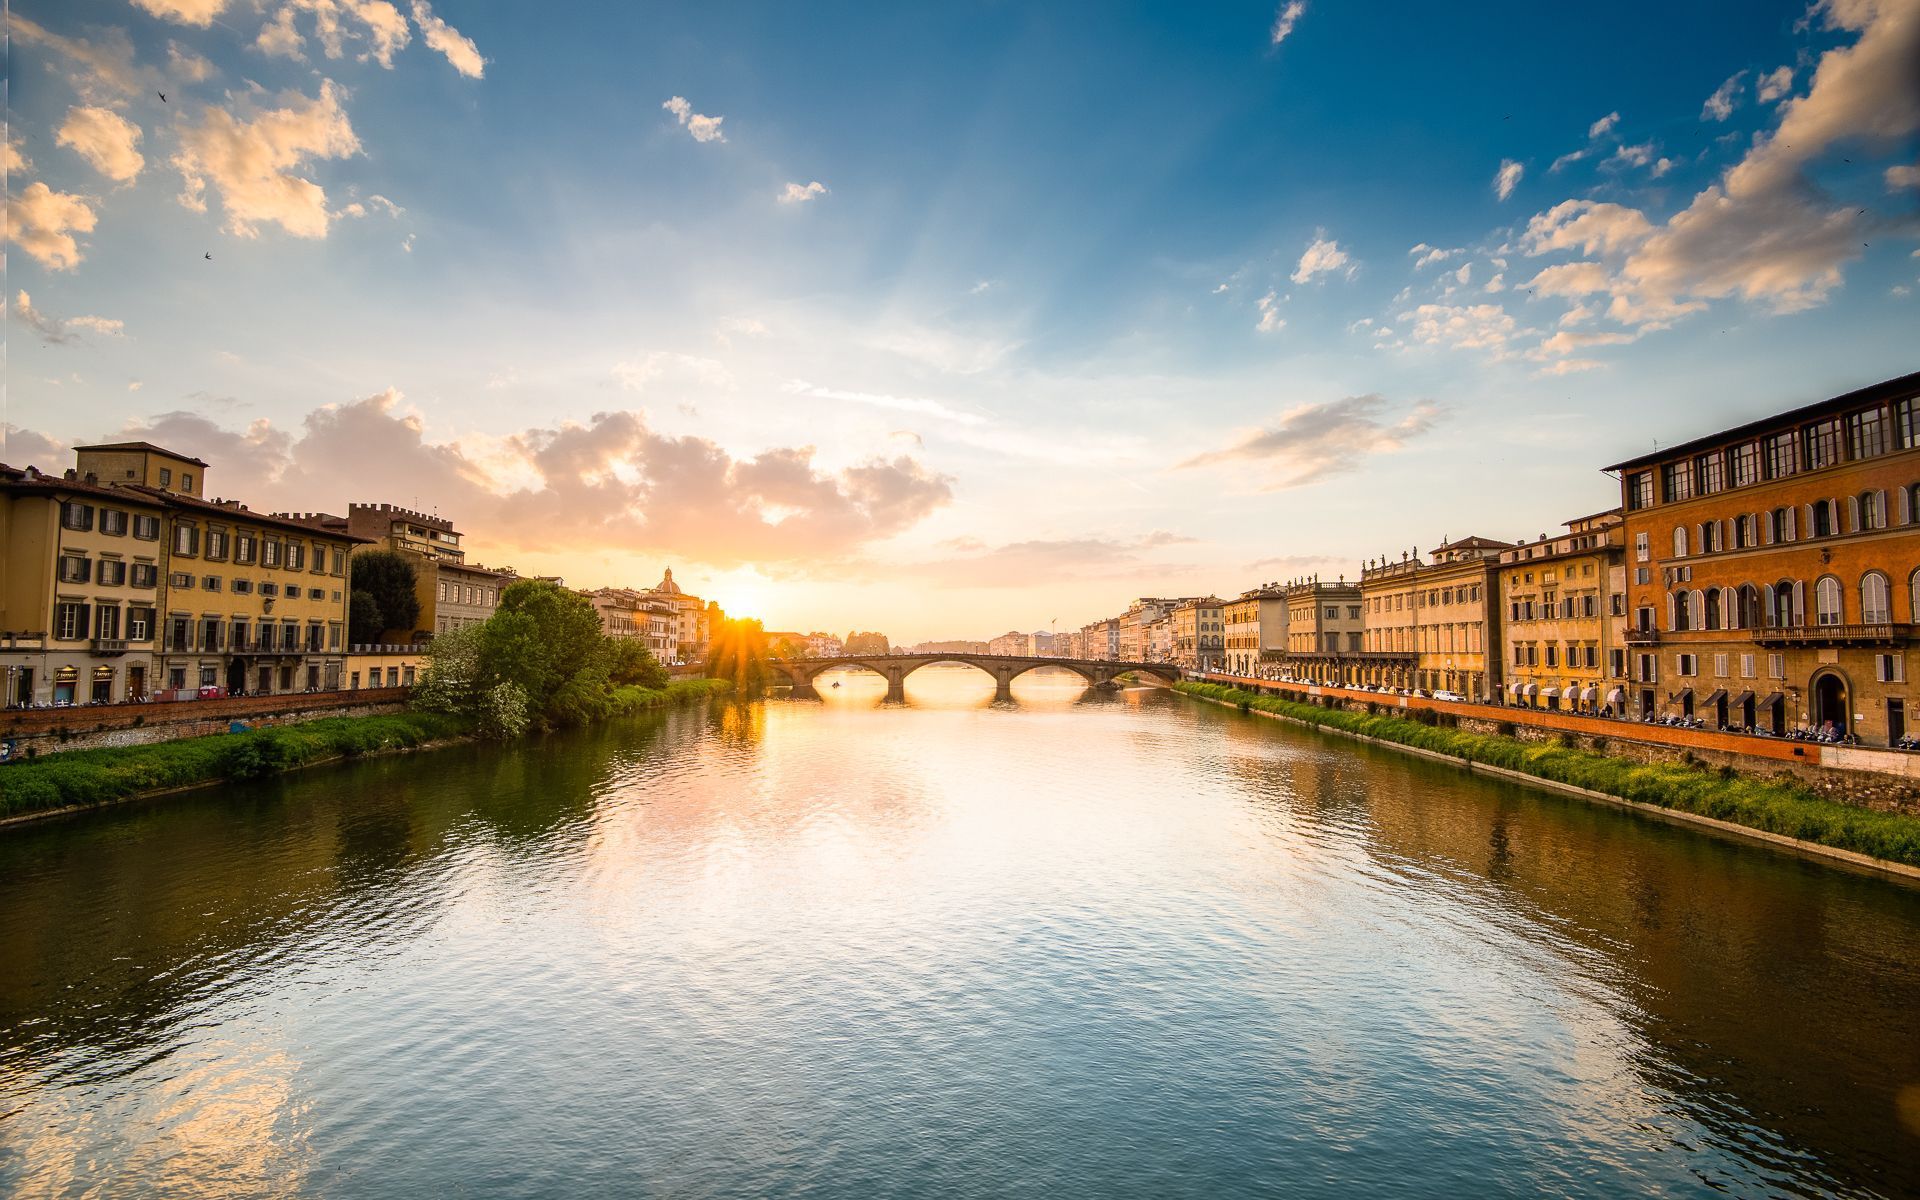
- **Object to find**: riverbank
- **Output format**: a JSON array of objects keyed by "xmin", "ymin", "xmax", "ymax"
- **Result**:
[
  {"xmin": 0, "ymin": 678, "xmax": 731, "ymax": 826},
  {"xmin": 1176, "ymin": 681, "xmax": 1920, "ymax": 875}
]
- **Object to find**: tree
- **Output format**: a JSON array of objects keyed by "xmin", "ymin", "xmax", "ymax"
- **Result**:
[
  {"xmin": 609, "ymin": 637, "xmax": 669, "ymax": 690},
  {"xmin": 844, "ymin": 630, "xmax": 890, "ymax": 655},
  {"xmin": 705, "ymin": 617, "xmax": 770, "ymax": 696},
  {"xmin": 477, "ymin": 579, "xmax": 614, "ymax": 728},
  {"xmin": 349, "ymin": 550, "xmax": 421, "ymax": 644}
]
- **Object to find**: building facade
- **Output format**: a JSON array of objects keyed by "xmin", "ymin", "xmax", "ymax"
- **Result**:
[
  {"xmin": 1169, "ymin": 598, "xmax": 1224, "ymax": 671},
  {"xmin": 584, "ymin": 588, "xmax": 678, "ymax": 661},
  {"xmin": 1221, "ymin": 586, "xmax": 1288, "ymax": 676},
  {"xmin": 988, "ymin": 630, "xmax": 1031, "ymax": 656},
  {"xmin": 1606, "ymin": 371, "xmax": 1920, "ymax": 742},
  {"xmin": 1496, "ymin": 511, "xmax": 1628, "ymax": 714},
  {"xmin": 643, "ymin": 569, "xmax": 710, "ymax": 664},
  {"xmin": 322, "ymin": 503, "xmax": 514, "ymax": 642},
  {"xmin": 1282, "ymin": 579, "xmax": 1365, "ymax": 684}
]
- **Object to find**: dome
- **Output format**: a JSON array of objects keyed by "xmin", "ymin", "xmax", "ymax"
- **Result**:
[{"xmin": 654, "ymin": 567, "xmax": 682, "ymax": 595}]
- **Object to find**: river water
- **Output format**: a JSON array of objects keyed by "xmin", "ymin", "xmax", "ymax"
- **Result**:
[{"xmin": 1, "ymin": 665, "xmax": 1917, "ymax": 1198}]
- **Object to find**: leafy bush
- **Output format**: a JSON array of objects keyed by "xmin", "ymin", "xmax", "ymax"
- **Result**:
[{"xmin": 1175, "ymin": 681, "xmax": 1920, "ymax": 866}]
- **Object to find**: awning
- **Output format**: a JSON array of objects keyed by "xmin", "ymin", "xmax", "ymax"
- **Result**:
[
  {"xmin": 1731, "ymin": 690, "xmax": 1754, "ymax": 706},
  {"xmin": 1583, "ymin": 687, "xmax": 1600, "ymax": 703},
  {"xmin": 1702, "ymin": 688, "xmax": 1728, "ymax": 705},
  {"xmin": 1541, "ymin": 687, "xmax": 1560, "ymax": 698},
  {"xmin": 1522, "ymin": 683, "xmax": 1538, "ymax": 697},
  {"xmin": 1761, "ymin": 691, "xmax": 1784, "ymax": 708},
  {"xmin": 1508, "ymin": 681, "xmax": 1524, "ymax": 695},
  {"xmin": 1606, "ymin": 687, "xmax": 1625, "ymax": 705},
  {"xmin": 1671, "ymin": 688, "xmax": 1693, "ymax": 702}
]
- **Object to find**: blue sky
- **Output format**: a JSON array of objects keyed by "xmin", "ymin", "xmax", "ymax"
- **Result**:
[{"xmin": 6, "ymin": 0, "xmax": 1918, "ymax": 638}]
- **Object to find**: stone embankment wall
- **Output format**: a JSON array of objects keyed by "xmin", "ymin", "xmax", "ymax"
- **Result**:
[
  {"xmin": 3, "ymin": 689, "xmax": 412, "ymax": 757},
  {"xmin": 1192, "ymin": 672, "xmax": 1920, "ymax": 814}
]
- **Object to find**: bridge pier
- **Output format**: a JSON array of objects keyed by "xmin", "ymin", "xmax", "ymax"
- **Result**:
[
  {"xmin": 992, "ymin": 666, "xmax": 1016, "ymax": 702},
  {"xmin": 884, "ymin": 666, "xmax": 907, "ymax": 703}
]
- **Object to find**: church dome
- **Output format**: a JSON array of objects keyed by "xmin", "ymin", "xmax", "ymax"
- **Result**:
[{"xmin": 654, "ymin": 567, "xmax": 682, "ymax": 595}]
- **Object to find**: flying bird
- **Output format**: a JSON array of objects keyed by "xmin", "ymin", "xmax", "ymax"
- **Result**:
[
  {"xmin": 158, "ymin": 92, "xmax": 166, "ymax": 103},
  {"xmin": 204, "ymin": 252, "xmax": 212, "ymax": 260}
]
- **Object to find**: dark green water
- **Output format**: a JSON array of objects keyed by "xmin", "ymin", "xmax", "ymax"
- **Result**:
[{"xmin": 2, "ymin": 666, "xmax": 1918, "ymax": 1198}]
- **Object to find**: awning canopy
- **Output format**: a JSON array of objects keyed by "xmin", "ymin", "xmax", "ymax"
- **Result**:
[
  {"xmin": 1606, "ymin": 687, "xmax": 1625, "ymax": 705},
  {"xmin": 1731, "ymin": 690, "xmax": 1754, "ymax": 706},
  {"xmin": 1508, "ymin": 681, "xmax": 1524, "ymax": 695},
  {"xmin": 1541, "ymin": 687, "xmax": 1560, "ymax": 698},
  {"xmin": 1671, "ymin": 688, "xmax": 1693, "ymax": 702},
  {"xmin": 1522, "ymin": 683, "xmax": 1538, "ymax": 697},
  {"xmin": 1581, "ymin": 686, "xmax": 1599, "ymax": 703},
  {"xmin": 1761, "ymin": 691, "xmax": 1784, "ymax": 708},
  {"xmin": 1702, "ymin": 688, "xmax": 1728, "ymax": 705}
]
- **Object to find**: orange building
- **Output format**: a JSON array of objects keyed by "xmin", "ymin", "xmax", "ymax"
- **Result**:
[{"xmin": 1604, "ymin": 371, "xmax": 1920, "ymax": 742}]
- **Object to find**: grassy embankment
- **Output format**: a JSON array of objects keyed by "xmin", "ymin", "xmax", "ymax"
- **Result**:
[
  {"xmin": 0, "ymin": 678, "xmax": 730, "ymax": 821},
  {"xmin": 1177, "ymin": 680, "xmax": 1920, "ymax": 868}
]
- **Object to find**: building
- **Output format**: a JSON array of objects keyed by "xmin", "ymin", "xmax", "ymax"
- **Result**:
[
  {"xmin": 1604, "ymin": 371, "xmax": 1920, "ymax": 742},
  {"xmin": 8, "ymin": 443, "xmax": 365, "ymax": 699},
  {"xmin": 346, "ymin": 645, "xmax": 425, "ymax": 691},
  {"xmin": 320, "ymin": 503, "xmax": 515, "ymax": 642},
  {"xmin": 640, "ymin": 568, "xmax": 711, "ymax": 664},
  {"xmin": 2, "ymin": 463, "xmax": 172, "ymax": 705},
  {"xmin": 1221, "ymin": 585, "xmax": 1288, "ymax": 676},
  {"xmin": 584, "ymin": 587, "xmax": 678, "ymax": 661},
  {"xmin": 1282, "ymin": 578, "xmax": 1365, "ymax": 685},
  {"xmin": 1496, "ymin": 511, "xmax": 1628, "ymax": 714},
  {"xmin": 1079, "ymin": 618, "xmax": 1119, "ymax": 661},
  {"xmin": 806, "ymin": 632, "xmax": 845, "ymax": 657},
  {"xmin": 988, "ymin": 630, "xmax": 1031, "ymax": 656},
  {"xmin": 1169, "ymin": 597, "xmax": 1225, "ymax": 671}
]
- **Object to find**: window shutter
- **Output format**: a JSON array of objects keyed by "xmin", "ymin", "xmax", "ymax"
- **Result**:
[
  {"xmin": 1792, "ymin": 581, "xmax": 1806, "ymax": 625},
  {"xmin": 1900, "ymin": 487, "xmax": 1913, "ymax": 526},
  {"xmin": 1666, "ymin": 594, "xmax": 1676, "ymax": 630},
  {"xmin": 75, "ymin": 603, "xmax": 91, "ymax": 636},
  {"xmin": 1762, "ymin": 514, "xmax": 1774, "ymax": 545},
  {"xmin": 1847, "ymin": 495, "xmax": 1861, "ymax": 533},
  {"xmin": 1786, "ymin": 507, "xmax": 1797, "ymax": 540},
  {"xmin": 1876, "ymin": 489, "xmax": 1888, "ymax": 529}
]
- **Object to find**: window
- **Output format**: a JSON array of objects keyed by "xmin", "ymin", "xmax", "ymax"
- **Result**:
[
  {"xmin": 159, "ymin": 468, "xmax": 172, "ymax": 486},
  {"xmin": 100, "ymin": 509, "xmax": 128, "ymax": 536},
  {"xmin": 331, "ymin": 548, "xmax": 346, "ymax": 574},
  {"xmin": 1848, "ymin": 408, "xmax": 1888, "ymax": 460},
  {"xmin": 263, "ymin": 539, "xmax": 282, "ymax": 568},
  {"xmin": 1677, "ymin": 653, "xmax": 1697, "ymax": 677},
  {"xmin": 131, "ymin": 562, "xmax": 158, "ymax": 588},
  {"xmin": 1810, "ymin": 499, "xmax": 1836, "ymax": 538},
  {"xmin": 1805, "ymin": 418, "xmax": 1843, "ymax": 469},
  {"xmin": 1627, "ymin": 472, "xmax": 1654, "ymax": 511},
  {"xmin": 1741, "ymin": 654, "xmax": 1756, "ymax": 678},
  {"xmin": 311, "ymin": 542, "xmax": 328, "ymax": 573},
  {"xmin": 173, "ymin": 524, "xmax": 199, "ymax": 556},
  {"xmin": 205, "ymin": 530, "xmax": 228, "ymax": 560},
  {"xmin": 169, "ymin": 572, "xmax": 194, "ymax": 589},
  {"xmin": 235, "ymin": 534, "xmax": 256, "ymax": 564},
  {"xmin": 55, "ymin": 602, "xmax": 87, "ymax": 640},
  {"xmin": 1876, "ymin": 653, "xmax": 1906, "ymax": 683},
  {"xmin": 1730, "ymin": 442, "xmax": 1761, "ymax": 487},
  {"xmin": 260, "ymin": 582, "xmax": 279, "ymax": 597},
  {"xmin": 181, "ymin": 473, "xmax": 193, "ymax": 492},
  {"xmin": 232, "ymin": 579, "xmax": 253, "ymax": 594},
  {"xmin": 1863, "ymin": 572, "xmax": 1893, "ymax": 624},
  {"xmin": 128, "ymin": 608, "xmax": 152, "ymax": 641},
  {"xmin": 1661, "ymin": 461, "xmax": 1693, "ymax": 502},
  {"xmin": 133, "ymin": 514, "xmax": 160, "ymax": 541},
  {"xmin": 1771, "ymin": 507, "xmax": 1795, "ymax": 543},
  {"xmin": 1859, "ymin": 491, "xmax": 1885, "ymax": 531},
  {"xmin": 1816, "ymin": 576, "xmax": 1843, "ymax": 626},
  {"xmin": 287, "ymin": 542, "xmax": 306, "ymax": 571},
  {"xmin": 202, "ymin": 576, "xmax": 222, "ymax": 592},
  {"xmin": 60, "ymin": 501, "xmax": 94, "ymax": 531},
  {"xmin": 1769, "ymin": 653, "xmax": 1786, "ymax": 680},
  {"xmin": 98, "ymin": 560, "xmax": 127, "ymax": 586},
  {"xmin": 1766, "ymin": 431, "xmax": 1800, "ymax": 478},
  {"xmin": 1695, "ymin": 452, "xmax": 1726, "ymax": 494},
  {"xmin": 1897, "ymin": 396, "xmax": 1920, "ymax": 450},
  {"xmin": 58, "ymin": 555, "xmax": 92, "ymax": 584}
]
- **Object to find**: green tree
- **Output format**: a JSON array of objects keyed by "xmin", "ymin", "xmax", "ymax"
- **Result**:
[
  {"xmin": 608, "ymin": 637, "xmax": 669, "ymax": 690},
  {"xmin": 477, "ymin": 579, "xmax": 615, "ymax": 728},
  {"xmin": 349, "ymin": 550, "xmax": 421, "ymax": 643},
  {"xmin": 705, "ymin": 618, "xmax": 771, "ymax": 696}
]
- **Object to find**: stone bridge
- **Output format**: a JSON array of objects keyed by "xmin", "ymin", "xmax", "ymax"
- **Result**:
[{"xmin": 775, "ymin": 654, "xmax": 1182, "ymax": 701}]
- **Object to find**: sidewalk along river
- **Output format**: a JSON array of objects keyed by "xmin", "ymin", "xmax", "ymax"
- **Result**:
[{"xmin": 0, "ymin": 664, "xmax": 1915, "ymax": 1197}]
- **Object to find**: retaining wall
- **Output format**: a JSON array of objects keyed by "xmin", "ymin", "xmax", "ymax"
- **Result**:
[{"xmin": 2, "ymin": 689, "xmax": 412, "ymax": 757}]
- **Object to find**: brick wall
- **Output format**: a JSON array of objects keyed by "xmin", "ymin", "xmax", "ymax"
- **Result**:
[{"xmin": 3, "ymin": 688, "xmax": 411, "ymax": 756}]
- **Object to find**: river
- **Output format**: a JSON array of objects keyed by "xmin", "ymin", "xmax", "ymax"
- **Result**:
[{"xmin": 2, "ymin": 664, "xmax": 1917, "ymax": 1198}]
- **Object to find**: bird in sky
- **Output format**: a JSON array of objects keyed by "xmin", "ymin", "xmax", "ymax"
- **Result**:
[
  {"xmin": 158, "ymin": 92, "xmax": 166, "ymax": 103},
  {"xmin": 204, "ymin": 252, "xmax": 212, "ymax": 261}
]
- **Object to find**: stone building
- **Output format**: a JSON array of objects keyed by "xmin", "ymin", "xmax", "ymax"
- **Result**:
[
  {"xmin": 988, "ymin": 630, "xmax": 1031, "ymax": 656},
  {"xmin": 318, "ymin": 503, "xmax": 515, "ymax": 642},
  {"xmin": 584, "ymin": 587, "xmax": 678, "ymax": 661},
  {"xmin": 1282, "ymin": 578, "xmax": 1365, "ymax": 685},
  {"xmin": 644, "ymin": 568, "xmax": 710, "ymax": 664},
  {"xmin": 1605, "ymin": 370, "xmax": 1920, "ymax": 742},
  {"xmin": 1357, "ymin": 536, "xmax": 1510, "ymax": 699},
  {"xmin": 1495, "ymin": 510, "xmax": 1628, "ymax": 715},
  {"xmin": 1079, "ymin": 617, "xmax": 1119, "ymax": 661},
  {"xmin": 1222, "ymin": 585, "xmax": 1288, "ymax": 676},
  {"xmin": 1169, "ymin": 597, "xmax": 1225, "ymax": 671}
]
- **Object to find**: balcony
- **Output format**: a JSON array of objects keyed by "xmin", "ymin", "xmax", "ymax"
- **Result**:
[
  {"xmin": 1622, "ymin": 628, "xmax": 1659, "ymax": 645},
  {"xmin": 1751, "ymin": 622, "xmax": 1913, "ymax": 647},
  {"xmin": 91, "ymin": 638, "xmax": 130, "ymax": 655}
]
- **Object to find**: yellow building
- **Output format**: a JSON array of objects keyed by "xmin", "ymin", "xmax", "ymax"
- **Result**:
[
  {"xmin": 315, "ymin": 503, "xmax": 514, "ymax": 643},
  {"xmin": 1495, "ymin": 510, "xmax": 1629, "ymax": 714},
  {"xmin": 1169, "ymin": 597, "xmax": 1224, "ymax": 670},
  {"xmin": 2, "ymin": 463, "xmax": 171, "ymax": 705},
  {"xmin": 346, "ymin": 646, "xmax": 425, "ymax": 691},
  {"xmin": 1282, "ymin": 578, "xmax": 1364, "ymax": 684},
  {"xmin": 1358, "ymin": 537, "xmax": 1510, "ymax": 699}
]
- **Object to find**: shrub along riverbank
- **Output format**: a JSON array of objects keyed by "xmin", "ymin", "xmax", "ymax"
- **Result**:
[
  {"xmin": 0, "ymin": 678, "xmax": 730, "ymax": 823},
  {"xmin": 1176, "ymin": 681, "xmax": 1920, "ymax": 869}
]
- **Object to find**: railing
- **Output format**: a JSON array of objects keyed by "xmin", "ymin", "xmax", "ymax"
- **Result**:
[
  {"xmin": 1752, "ymin": 622, "xmax": 1912, "ymax": 646},
  {"xmin": 90, "ymin": 638, "xmax": 130, "ymax": 655},
  {"xmin": 1623, "ymin": 628, "xmax": 1659, "ymax": 644}
]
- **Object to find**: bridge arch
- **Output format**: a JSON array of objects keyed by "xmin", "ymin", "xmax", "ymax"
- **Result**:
[{"xmin": 776, "ymin": 653, "xmax": 1180, "ymax": 697}]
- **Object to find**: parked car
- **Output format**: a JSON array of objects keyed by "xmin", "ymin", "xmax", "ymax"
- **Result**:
[{"xmin": 1431, "ymin": 689, "xmax": 1466, "ymax": 702}]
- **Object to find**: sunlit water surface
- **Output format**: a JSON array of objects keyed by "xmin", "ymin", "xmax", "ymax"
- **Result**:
[{"xmin": 2, "ymin": 665, "xmax": 1918, "ymax": 1198}]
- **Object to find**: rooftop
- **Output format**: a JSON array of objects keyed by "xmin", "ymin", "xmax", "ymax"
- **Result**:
[
  {"xmin": 72, "ymin": 441, "xmax": 211, "ymax": 467},
  {"xmin": 1601, "ymin": 370, "xmax": 1920, "ymax": 473}
]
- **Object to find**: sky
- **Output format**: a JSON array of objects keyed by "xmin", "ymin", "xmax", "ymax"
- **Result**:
[{"xmin": 5, "ymin": 0, "xmax": 1918, "ymax": 642}]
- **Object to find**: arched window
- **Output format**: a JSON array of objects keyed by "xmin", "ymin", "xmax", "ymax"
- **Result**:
[
  {"xmin": 1733, "ymin": 514, "xmax": 1752, "ymax": 548},
  {"xmin": 1859, "ymin": 491, "xmax": 1885, "ymax": 530},
  {"xmin": 1672, "ymin": 591, "xmax": 1692, "ymax": 631},
  {"xmin": 1811, "ymin": 499, "xmax": 1836, "ymax": 538},
  {"xmin": 1672, "ymin": 526, "xmax": 1689, "ymax": 557},
  {"xmin": 1704, "ymin": 588, "xmax": 1723, "ymax": 630},
  {"xmin": 1771, "ymin": 507, "xmax": 1794, "ymax": 543},
  {"xmin": 1911, "ymin": 568, "xmax": 1920, "ymax": 624},
  {"xmin": 1861, "ymin": 572, "xmax": 1892, "ymax": 624},
  {"xmin": 1815, "ymin": 576, "xmax": 1843, "ymax": 626},
  {"xmin": 1738, "ymin": 584, "xmax": 1764, "ymax": 630},
  {"xmin": 1772, "ymin": 581, "xmax": 1796, "ymax": 627}
]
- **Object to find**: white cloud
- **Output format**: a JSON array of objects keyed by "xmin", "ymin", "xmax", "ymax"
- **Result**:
[
  {"xmin": 1588, "ymin": 111, "xmax": 1621, "ymax": 139},
  {"xmin": 1494, "ymin": 158, "xmax": 1524, "ymax": 200},
  {"xmin": 1255, "ymin": 290, "xmax": 1285, "ymax": 332},
  {"xmin": 778, "ymin": 180, "xmax": 828, "ymax": 205},
  {"xmin": 613, "ymin": 351, "xmax": 735, "ymax": 393},
  {"xmin": 10, "ymin": 16, "xmax": 160, "ymax": 101},
  {"xmin": 1605, "ymin": 140, "xmax": 1660, "ymax": 170},
  {"xmin": 1888, "ymin": 162, "xmax": 1920, "ymax": 188},
  {"xmin": 1484, "ymin": 272, "xmax": 1505, "ymax": 293},
  {"xmin": 663, "ymin": 96, "xmax": 726, "ymax": 143},
  {"xmin": 167, "ymin": 41, "xmax": 216, "ymax": 82},
  {"xmin": 131, "ymin": 0, "xmax": 230, "ymax": 26},
  {"xmin": 1291, "ymin": 231, "xmax": 1354, "ymax": 283},
  {"xmin": 1402, "ymin": 303, "xmax": 1519, "ymax": 352},
  {"xmin": 1702, "ymin": 71, "xmax": 1745, "ymax": 121},
  {"xmin": 12, "ymin": 290, "xmax": 125, "ymax": 344},
  {"xmin": 1453, "ymin": 262, "xmax": 1472, "ymax": 286},
  {"xmin": 173, "ymin": 81, "xmax": 362, "ymax": 238},
  {"xmin": 4, "ymin": 136, "xmax": 32, "ymax": 175},
  {"xmin": 1549, "ymin": 148, "xmax": 1589, "ymax": 172},
  {"xmin": 1409, "ymin": 243, "xmax": 1459, "ymax": 269},
  {"xmin": 1270, "ymin": 1, "xmax": 1306, "ymax": 47},
  {"xmin": 783, "ymin": 380, "xmax": 989, "ymax": 427},
  {"xmin": 56, "ymin": 107, "xmax": 146, "ymax": 183},
  {"xmin": 1757, "ymin": 64, "xmax": 1795, "ymax": 103},
  {"xmin": 1180, "ymin": 393, "xmax": 1441, "ymax": 488},
  {"xmin": 256, "ymin": 7, "xmax": 306, "ymax": 58},
  {"xmin": 411, "ymin": 0, "xmax": 486, "ymax": 78},
  {"xmin": 268, "ymin": 0, "xmax": 413, "ymax": 67},
  {"xmin": 6, "ymin": 182, "xmax": 99, "ymax": 270}
]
